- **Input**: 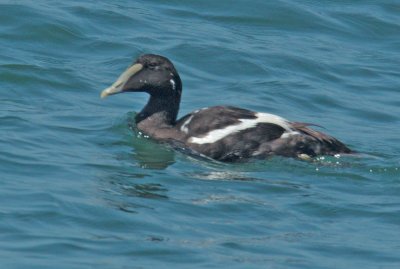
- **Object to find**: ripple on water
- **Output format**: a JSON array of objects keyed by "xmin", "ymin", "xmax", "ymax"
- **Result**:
[{"xmin": 1, "ymin": 0, "xmax": 400, "ymax": 268}]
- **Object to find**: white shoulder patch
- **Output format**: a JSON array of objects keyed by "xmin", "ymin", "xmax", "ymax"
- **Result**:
[
  {"xmin": 188, "ymin": 112, "xmax": 294, "ymax": 144},
  {"xmin": 180, "ymin": 115, "xmax": 194, "ymax": 134},
  {"xmin": 255, "ymin": 112, "xmax": 292, "ymax": 131}
]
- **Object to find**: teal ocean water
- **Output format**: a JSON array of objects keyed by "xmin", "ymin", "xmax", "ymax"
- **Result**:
[{"xmin": 1, "ymin": 1, "xmax": 400, "ymax": 268}]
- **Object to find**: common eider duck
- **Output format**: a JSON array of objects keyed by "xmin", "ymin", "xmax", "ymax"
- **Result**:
[{"xmin": 101, "ymin": 54, "xmax": 352, "ymax": 162}]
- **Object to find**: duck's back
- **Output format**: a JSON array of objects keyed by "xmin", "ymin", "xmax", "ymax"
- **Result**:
[{"xmin": 173, "ymin": 106, "xmax": 351, "ymax": 161}]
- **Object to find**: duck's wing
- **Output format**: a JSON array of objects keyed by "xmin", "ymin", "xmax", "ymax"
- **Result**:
[
  {"xmin": 175, "ymin": 106, "xmax": 292, "ymax": 161},
  {"xmin": 176, "ymin": 105, "xmax": 289, "ymax": 141},
  {"xmin": 290, "ymin": 122, "xmax": 353, "ymax": 154},
  {"xmin": 175, "ymin": 107, "xmax": 352, "ymax": 161}
]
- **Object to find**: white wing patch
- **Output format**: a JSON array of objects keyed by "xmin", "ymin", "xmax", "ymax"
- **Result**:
[
  {"xmin": 280, "ymin": 131, "xmax": 300, "ymax": 138},
  {"xmin": 180, "ymin": 115, "xmax": 194, "ymax": 134},
  {"xmin": 188, "ymin": 112, "xmax": 295, "ymax": 145}
]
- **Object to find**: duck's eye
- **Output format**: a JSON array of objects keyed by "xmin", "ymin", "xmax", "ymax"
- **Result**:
[{"xmin": 148, "ymin": 62, "xmax": 157, "ymax": 68}]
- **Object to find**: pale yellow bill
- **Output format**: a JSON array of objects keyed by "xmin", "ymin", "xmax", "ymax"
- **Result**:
[{"xmin": 100, "ymin": 63, "xmax": 143, "ymax": 98}]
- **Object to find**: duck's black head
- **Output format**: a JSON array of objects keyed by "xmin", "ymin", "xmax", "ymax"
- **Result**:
[
  {"xmin": 101, "ymin": 54, "xmax": 183, "ymax": 125},
  {"xmin": 101, "ymin": 54, "xmax": 182, "ymax": 98}
]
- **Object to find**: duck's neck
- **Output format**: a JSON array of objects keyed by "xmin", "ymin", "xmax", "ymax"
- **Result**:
[{"xmin": 135, "ymin": 94, "xmax": 181, "ymax": 127}]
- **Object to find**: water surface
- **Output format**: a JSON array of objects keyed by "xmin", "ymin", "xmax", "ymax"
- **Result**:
[{"xmin": 1, "ymin": 1, "xmax": 399, "ymax": 268}]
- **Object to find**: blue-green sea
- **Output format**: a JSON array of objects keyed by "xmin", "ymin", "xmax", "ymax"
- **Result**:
[{"xmin": 1, "ymin": 1, "xmax": 400, "ymax": 268}]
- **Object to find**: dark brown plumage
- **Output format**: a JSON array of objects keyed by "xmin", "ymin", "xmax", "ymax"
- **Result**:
[{"xmin": 101, "ymin": 54, "xmax": 353, "ymax": 162}]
